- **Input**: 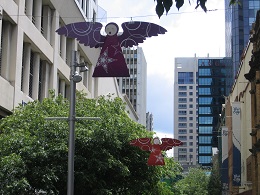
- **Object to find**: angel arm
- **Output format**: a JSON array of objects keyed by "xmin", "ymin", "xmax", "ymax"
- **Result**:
[
  {"xmin": 56, "ymin": 22, "xmax": 105, "ymax": 48},
  {"xmin": 129, "ymin": 138, "xmax": 152, "ymax": 151},
  {"xmin": 119, "ymin": 21, "xmax": 167, "ymax": 48},
  {"xmin": 160, "ymin": 138, "xmax": 183, "ymax": 151}
]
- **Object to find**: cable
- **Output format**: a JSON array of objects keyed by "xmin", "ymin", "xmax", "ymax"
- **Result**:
[{"xmin": 3, "ymin": 8, "xmax": 226, "ymax": 21}]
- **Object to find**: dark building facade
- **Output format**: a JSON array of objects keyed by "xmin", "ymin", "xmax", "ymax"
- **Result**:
[
  {"xmin": 198, "ymin": 58, "xmax": 232, "ymax": 166},
  {"xmin": 225, "ymin": 0, "xmax": 260, "ymax": 79}
]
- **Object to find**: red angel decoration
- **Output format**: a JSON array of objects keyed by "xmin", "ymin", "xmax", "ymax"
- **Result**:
[
  {"xmin": 130, "ymin": 137, "xmax": 183, "ymax": 166},
  {"xmin": 56, "ymin": 21, "xmax": 167, "ymax": 77}
]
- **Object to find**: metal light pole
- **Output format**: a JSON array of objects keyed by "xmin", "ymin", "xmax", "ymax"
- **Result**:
[
  {"xmin": 67, "ymin": 51, "xmax": 100, "ymax": 195},
  {"xmin": 46, "ymin": 51, "xmax": 100, "ymax": 195},
  {"xmin": 67, "ymin": 51, "xmax": 77, "ymax": 195}
]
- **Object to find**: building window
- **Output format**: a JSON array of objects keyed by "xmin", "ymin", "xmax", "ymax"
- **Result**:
[
  {"xmin": 178, "ymin": 117, "xmax": 187, "ymax": 122},
  {"xmin": 178, "ymin": 92, "xmax": 187, "ymax": 97},
  {"xmin": 199, "ymin": 136, "xmax": 212, "ymax": 144},
  {"xmin": 198, "ymin": 156, "xmax": 211, "ymax": 164},
  {"xmin": 178, "ymin": 111, "xmax": 187, "ymax": 115},
  {"xmin": 179, "ymin": 155, "xmax": 187, "ymax": 161},
  {"xmin": 178, "ymin": 123, "xmax": 187, "ymax": 128},
  {"xmin": 29, "ymin": 52, "xmax": 34, "ymax": 98},
  {"xmin": 38, "ymin": 60, "xmax": 43, "ymax": 101},
  {"xmin": 21, "ymin": 44, "xmax": 25, "ymax": 91},
  {"xmin": 178, "ymin": 129, "xmax": 187, "ymax": 134},
  {"xmin": 199, "ymin": 146, "xmax": 212, "ymax": 154},
  {"xmin": 189, "ymin": 92, "xmax": 193, "ymax": 95},
  {"xmin": 199, "ymin": 97, "xmax": 213, "ymax": 105},
  {"xmin": 199, "ymin": 87, "xmax": 211, "ymax": 95},
  {"xmin": 199, "ymin": 68, "xmax": 211, "ymax": 76},
  {"xmin": 199, "ymin": 117, "xmax": 213, "ymax": 124},
  {"xmin": 178, "ymin": 104, "xmax": 187, "ymax": 109},
  {"xmin": 189, "ymin": 129, "xmax": 193, "ymax": 133},
  {"xmin": 178, "ymin": 86, "xmax": 187, "ymax": 90},
  {"xmin": 178, "ymin": 98, "xmax": 187, "ymax": 103},
  {"xmin": 199, "ymin": 107, "xmax": 212, "ymax": 114},
  {"xmin": 178, "ymin": 72, "xmax": 193, "ymax": 84},
  {"xmin": 0, "ymin": 26, "xmax": 2, "ymax": 74},
  {"xmin": 198, "ymin": 78, "xmax": 213, "ymax": 85},
  {"xmin": 178, "ymin": 136, "xmax": 187, "ymax": 141},
  {"xmin": 199, "ymin": 126, "xmax": 213, "ymax": 134},
  {"xmin": 179, "ymin": 148, "xmax": 187, "ymax": 153}
]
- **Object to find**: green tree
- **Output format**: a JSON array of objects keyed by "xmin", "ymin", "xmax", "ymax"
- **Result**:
[
  {"xmin": 208, "ymin": 164, "xmax": 222, "ymax": 194},
  {"xmin": 160, "ymin": 157, "xmax": 182, "ymax": 184},
  {"xmin": 0, "ymin": 91, "xmax": 180, "ymax": 194},
  {"xmin": 173, "ymin": 167, "xmax": 210, "ymax": 195},
  {"xmin": 154, "ymin": 0, "xmax": 240, "ymax": 18}
]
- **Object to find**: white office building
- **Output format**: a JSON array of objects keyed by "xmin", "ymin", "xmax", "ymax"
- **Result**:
[
  {"xmin": 173, "ymin": 57, "xmax": 198, "ymax": 169},
  {"xmin": 117, "ymin": 47, "xmax": 147, "ymax": 126},
  {"xmin": 0, "ymin": 0, "xmax": 138, "ymax": 121}
]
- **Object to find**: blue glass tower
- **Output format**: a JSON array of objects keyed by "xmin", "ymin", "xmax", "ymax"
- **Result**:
[
  {"xmin": 225, "ymin": 1, "xmax": 260, "ymax": 78},
  {"xmin": 198, "ymin": 58, "xmax": 232, "ymax": 166}
]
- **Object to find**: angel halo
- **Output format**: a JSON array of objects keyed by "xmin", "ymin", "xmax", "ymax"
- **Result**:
[{"xmin": 56, "ymin": 21, "xmax": 167, "ymax": 77}]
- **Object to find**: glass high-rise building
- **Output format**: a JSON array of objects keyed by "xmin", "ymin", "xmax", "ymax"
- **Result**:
[
  {"xmin": 174, "ymin": 57, "xmax": 232, "ymax": 168},
  {"xmin": 198, "ymin": 58, "xmax": 232, "ymax": 166},
  {"xmin": 225, "ymin": 0, "xmax": 260, "ymax": 78}
]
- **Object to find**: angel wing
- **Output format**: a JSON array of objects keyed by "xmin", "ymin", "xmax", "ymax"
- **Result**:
[
  {"xmin": 56, "ymin": 22, "xmax": 105, "ymax": 48},
  {"xmin": 129, "ymin": 138, "xmax": 152, "ymax": 151},
  {"xmin": 160, "ymin": 138, "xmax": 183, "ymax": 151},
  {"xmin": 119, "ymin": 21, "xmax": 167, "ymax": 48}
]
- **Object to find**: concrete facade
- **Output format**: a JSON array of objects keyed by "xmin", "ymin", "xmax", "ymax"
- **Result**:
[
  {"xmin": 117, "ymin": 47, "xmax": 147, "ymax": 126},
  {"xmin": 221, "ymin": 41, "xmax": 252, "ymax": 194},
  {"xmin": 173, "ymin": 57, "xmax": 198, "ymax": 169},
  {"xmin": 0, "ymin": 0, "xmax": 138, "ymax": 121}
]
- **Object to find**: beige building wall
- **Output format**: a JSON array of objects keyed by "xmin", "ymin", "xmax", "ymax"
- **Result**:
[
  {"xmin": 0, "ymin": 0, "xmax": 138, "ymax": 121},
  {"xmin": 224, "ymin": 41, "xmax": 253, "ymax": 194}
]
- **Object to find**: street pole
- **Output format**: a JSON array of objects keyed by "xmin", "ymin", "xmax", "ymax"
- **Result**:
[
  {"xmin": 67, "ymin": 51, "xmax": 77, "ymax": 195},
  {"xmin": 45, "ymin": 51, "xmax": 99, "ymax": 195}
]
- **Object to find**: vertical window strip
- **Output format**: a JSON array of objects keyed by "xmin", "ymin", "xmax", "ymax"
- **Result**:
[
  {"xmin": 38, "ymin": 60, "xmax": 43, "ymax": 101},
  {"xmin": 0, "ymin": 24, "xmax": 3, "ymax": 75},
  {"xmin": 21, "ymin": 44, "xmax": 25, "ymax": 91},
  {"xmin": 29, "ymin": 52, "xmax": 34, "ymax": 97}
]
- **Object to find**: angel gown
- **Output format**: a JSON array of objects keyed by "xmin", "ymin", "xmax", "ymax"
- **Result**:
[{"xmin": 92, "ymin": 34, "xmax": 130, "ymax": 77}]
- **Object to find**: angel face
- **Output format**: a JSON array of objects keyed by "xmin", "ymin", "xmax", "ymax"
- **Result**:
[
  {"xmin": 105, "ymin": 23, "xmax": 119, "ymax": 36},
  {"xmin": 153, "ymin": 137, "xmax": 161, "ymax": 145}
]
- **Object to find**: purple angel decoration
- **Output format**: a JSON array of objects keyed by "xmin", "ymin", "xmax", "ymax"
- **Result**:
[{"xmin": 56, "ymin": 21, "xmax": 167, "ymax": 77}]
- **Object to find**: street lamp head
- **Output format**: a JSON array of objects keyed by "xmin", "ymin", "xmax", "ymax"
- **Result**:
[
  {"xmin": 80, "ymin": 65, "xmax": 89, "ymax": 72},
  {"xmin": 72, "ymin": 71, "xmax": 82, "ymax": 83}
]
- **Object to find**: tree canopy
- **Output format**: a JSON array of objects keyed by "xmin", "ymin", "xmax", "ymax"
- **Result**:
[
  {"xmin": 0, "ymin": 91, "xmax": 181, "ymax": 194},
  {"xmin": 155, "ymin": 0, "xmax": 240, "ymax": 18},
  {"xmin": 173, "ymin": 167, "xmax": 210, "ymax": 195}
]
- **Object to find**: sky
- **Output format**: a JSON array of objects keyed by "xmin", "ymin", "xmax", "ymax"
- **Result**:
[{"xmin": 97, "ymin": 0, "xmax": 226, "ymax": 155}]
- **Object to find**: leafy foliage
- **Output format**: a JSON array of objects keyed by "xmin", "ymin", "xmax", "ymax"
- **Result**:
[
  {"xmin": 207, "ymin": 163, "xmax": 222, "ymax": 195},
  {"xmin": 173, "ymin": 167, "xmax": 210, "ymax": 195},
  {"xmin": 154, "ymin": 0, "xmax": 239, "ymax": 18},
  {"xmin": 0, "ymin": 91, "xmax": 181, "ymax": 194},
  {"xmin": 159, "ymin": 157, "xmax": 183, "ymax": 194}
]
